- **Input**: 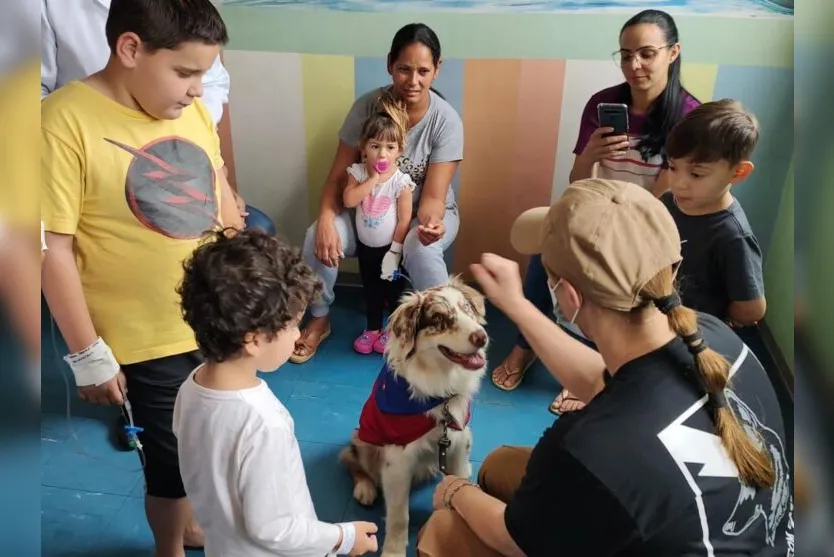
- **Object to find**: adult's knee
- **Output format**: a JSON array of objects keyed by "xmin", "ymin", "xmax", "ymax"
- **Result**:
[
  {"xmin": 416, "ymin": 508, "xmax": 500, "ymax": 557},
  {"xmin": 402, "ymin": 232, "xmax": 448, "ymax": 290},
  {"xmin": 478, "ymin": 445, "xmax": 532, "ymax": 503},
  {"xmin": 416, "ymin": 509, "xmax": 465, "ymax": 557}
]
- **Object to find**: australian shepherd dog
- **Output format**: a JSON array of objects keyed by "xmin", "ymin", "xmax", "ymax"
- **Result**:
[{"xmin": 339, "ymin": 276, "xmax": 489, "ymax": 556}]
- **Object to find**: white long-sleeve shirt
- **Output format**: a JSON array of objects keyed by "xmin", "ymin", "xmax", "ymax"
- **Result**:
[
  {"xmin": 173, "ymin": 370, "xmax": 343, "ymax": 557},
  {"xmin": 40, "ymin": 0, "xmax": 230, "ymax": 125}
]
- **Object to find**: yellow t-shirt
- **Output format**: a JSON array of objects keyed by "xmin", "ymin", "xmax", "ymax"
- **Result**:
[{"xmin": 41, "ymin": 81, "xmax": 225, "ymax": 365}]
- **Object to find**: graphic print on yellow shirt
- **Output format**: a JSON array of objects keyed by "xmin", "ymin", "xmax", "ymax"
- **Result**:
[
  {"xmin": 106, "ymin": 137, "xmax": 218, "ymax": 239},
  {"xmin": 41, "ymin": 81, "xmax": 224, "ymax": 365}
]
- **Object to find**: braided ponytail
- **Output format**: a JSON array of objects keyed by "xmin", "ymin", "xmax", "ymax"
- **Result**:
[{"xmin": 642, "ymin": 266, "xmax": 775, "ymax": 489}]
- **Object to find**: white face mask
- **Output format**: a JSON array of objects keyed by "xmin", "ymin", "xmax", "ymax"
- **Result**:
[{"xmin": 548, "ymin": 278, "xmax": 581, "ymax": 326}]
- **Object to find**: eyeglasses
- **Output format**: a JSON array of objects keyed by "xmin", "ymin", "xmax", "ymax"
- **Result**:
[{"xmin": 613, "ymin": 45, "xmax": 672, "ymax": 67}]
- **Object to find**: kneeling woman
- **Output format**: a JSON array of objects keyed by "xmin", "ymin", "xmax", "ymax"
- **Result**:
[{"xmin": 417, "ymin": 179, "xmax": 792, "ymax": 556}]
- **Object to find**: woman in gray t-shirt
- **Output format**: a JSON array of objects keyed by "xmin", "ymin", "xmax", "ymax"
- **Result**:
[{"xmin": 292, "ymin": 23, "xmax": 464, "ymax": 363}]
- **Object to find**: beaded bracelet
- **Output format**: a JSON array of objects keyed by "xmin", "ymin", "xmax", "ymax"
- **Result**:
[{"xmin": 443, "ymin": 478, "xmax": 478, "ymax": 510}]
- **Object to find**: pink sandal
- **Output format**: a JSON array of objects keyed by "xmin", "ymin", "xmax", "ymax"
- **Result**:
[
  {"xmin": 354, "ymin": 330, "xmax": 381, "ymax": 354},
  {"xmin": 372, "ymin": 332, "xmax": 389, "ymax": 354}
]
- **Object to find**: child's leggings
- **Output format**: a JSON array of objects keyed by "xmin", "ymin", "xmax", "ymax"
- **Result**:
[{"xmin": 356, "ymin": 240, "xmax": 406, "ymax": 331}]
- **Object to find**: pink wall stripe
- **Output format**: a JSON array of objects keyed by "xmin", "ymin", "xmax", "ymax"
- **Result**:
[{"xmin": 453, "ymin": 59, "xmax": 565, "ymax": 278}]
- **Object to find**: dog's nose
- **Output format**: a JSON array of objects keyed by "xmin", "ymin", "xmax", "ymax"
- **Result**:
[{"xmin": 469, "ymin": 330, "xmax": 487, "ymax": 348}]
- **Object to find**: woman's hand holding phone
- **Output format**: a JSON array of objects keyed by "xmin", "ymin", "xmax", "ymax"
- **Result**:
[{"xmin": 580, "ymin": 127, "xmax": 630, "ymax": 164}]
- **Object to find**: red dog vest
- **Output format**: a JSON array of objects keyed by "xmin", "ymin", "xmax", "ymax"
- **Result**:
[{"xmin": 357, "ymin": 364, "xmax": 471, "ymax": 447}]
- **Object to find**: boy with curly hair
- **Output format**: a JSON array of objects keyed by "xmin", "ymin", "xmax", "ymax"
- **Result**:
[{"xmin": 173, "ymin": 229, "xmax": 379, "ymax": 557}]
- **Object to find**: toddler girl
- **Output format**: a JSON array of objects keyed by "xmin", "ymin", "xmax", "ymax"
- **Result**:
[{"xmin": 342, "ymin": 93, "xmax": 414, "ymax": 354}]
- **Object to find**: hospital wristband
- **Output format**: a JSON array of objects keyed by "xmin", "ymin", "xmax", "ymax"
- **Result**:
[
  {"xmin": 335, "ymin": 522, "xmax": 356, "ymax": 555},
  {"xmin": 63, "ymin": 337, "xmax": 120, "ymax": 387}
]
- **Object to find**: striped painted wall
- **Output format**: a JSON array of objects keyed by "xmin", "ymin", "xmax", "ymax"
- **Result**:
[{"xmin": 218, "ymin": 6, "xmax": 794, "ymax": 278}]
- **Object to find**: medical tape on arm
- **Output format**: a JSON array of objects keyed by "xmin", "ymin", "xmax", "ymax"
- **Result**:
[{"xmin": 62, "ymin": 337, "xmax": 120, "ymax": 387}]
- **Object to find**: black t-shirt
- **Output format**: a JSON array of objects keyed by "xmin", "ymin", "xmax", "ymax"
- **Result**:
[
  {"xmin": 660, "ymin": 192, "xmax": 765, "ymax": 320},
  {"xmin": 504, "ymin": 313, "xmax": 793, "ymax": 556}
]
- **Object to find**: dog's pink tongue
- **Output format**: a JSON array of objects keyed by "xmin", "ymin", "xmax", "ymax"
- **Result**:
[{"xmin": 465, "ymin": 353, "xmax": 485, "ymax": 369}]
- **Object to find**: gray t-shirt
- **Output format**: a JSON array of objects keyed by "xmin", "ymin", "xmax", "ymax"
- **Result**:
[{"xmin": 339, "ymin": 87, "xmax": 464, "ymax": 210}]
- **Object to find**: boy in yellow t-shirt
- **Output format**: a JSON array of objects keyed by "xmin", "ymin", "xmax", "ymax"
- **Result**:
[{"xmin": 40, "ymin": 1, "xmax": 242, "ymax": 554}]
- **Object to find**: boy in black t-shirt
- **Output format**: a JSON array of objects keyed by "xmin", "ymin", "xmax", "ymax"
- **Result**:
[{"xmin": 662, "ymin": 99, "xmax": 766, "ymax": 328}]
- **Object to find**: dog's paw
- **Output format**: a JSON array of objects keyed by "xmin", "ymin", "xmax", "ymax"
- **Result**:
[{"xmin": 353, "ymin": 479, "xmax": 377, "ymax": 506}]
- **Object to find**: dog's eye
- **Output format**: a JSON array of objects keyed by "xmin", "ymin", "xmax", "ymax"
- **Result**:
[{"xmin": 428, "ymin": 313, "xmax": 445, "ymax": 327}]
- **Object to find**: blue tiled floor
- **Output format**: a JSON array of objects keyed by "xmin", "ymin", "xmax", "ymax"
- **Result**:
[{"xmin": 40, "ymin": 286, "xmax": 561, "ymax": 556}]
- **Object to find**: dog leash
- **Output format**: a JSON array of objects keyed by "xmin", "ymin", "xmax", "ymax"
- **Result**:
[{"xmin": 438, "ymin": 401, "xmax": 452, "ymax": 474}]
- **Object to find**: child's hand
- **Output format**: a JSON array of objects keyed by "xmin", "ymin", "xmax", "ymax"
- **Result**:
[
  {"xmin": 78, "ymin": 370, "xmax": 127, "ymax": 406},
  {"xmin": 233, "ymin": 191, "xmax": 249, "ymax": 218},
  {"xmin": 366, "ymin": 164, "xmax": 381, "ymax": 184},
  {"xmin": 349, "ymin": 521, "xmax": 379, "ymax": 555}
]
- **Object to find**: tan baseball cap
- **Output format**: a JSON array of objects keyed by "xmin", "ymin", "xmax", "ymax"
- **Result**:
[{"xmin": 511, "ymin": 178, "xmax": 682, "ymax": 312}]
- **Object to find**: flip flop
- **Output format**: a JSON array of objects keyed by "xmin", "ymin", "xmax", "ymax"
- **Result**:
[
  {"xmin": 491, "ymin": 355, "xmax": 537, "ymax": 392},
  {"xmin": 290, "ymin": 326, "xmax": 331, "ymax": 364},
  {"xmin": 549, "ymin": 389, "xmax": 585, "ymax": 416}
]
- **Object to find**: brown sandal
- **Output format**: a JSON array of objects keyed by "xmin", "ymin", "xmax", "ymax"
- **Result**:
[
  {"xmin": 290, "ymin": 326, "xmax": 331, "ymax": 364},
  {"xmin": 549, "ymin": 389, "xmax": 585, "ymax": 416},
  {"xmin": 491, "ymin": 351, "xmax": 537, "ymax": 392}
]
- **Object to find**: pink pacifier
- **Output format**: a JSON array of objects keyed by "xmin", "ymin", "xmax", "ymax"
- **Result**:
[{"xmin": 374, "ymin": 160, "xmax": 390, "ymax": 173}]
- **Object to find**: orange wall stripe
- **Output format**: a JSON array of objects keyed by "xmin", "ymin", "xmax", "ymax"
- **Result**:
[{"xmin": 453, "ymin": 59, "xmax": 523, "ymax": 277}]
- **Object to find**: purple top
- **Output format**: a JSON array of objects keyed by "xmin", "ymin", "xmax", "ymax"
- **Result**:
[{"xmin": 573, "ymin": 84, "xmax": 700, "ymax": 190}]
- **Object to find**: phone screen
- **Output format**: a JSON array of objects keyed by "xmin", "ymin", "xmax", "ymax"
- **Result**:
[{"xmin": 597, "ymin": 103, "xmax": 629, "ymax": 138}]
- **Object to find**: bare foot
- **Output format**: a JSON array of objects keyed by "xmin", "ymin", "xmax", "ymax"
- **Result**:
[
  {"xmin": 290, "ymin": 316, "xmax": 331, "ymax": 364},
  {"xmin": 491, "ymin": 346, "xmax": 536, "ymax": 391}
]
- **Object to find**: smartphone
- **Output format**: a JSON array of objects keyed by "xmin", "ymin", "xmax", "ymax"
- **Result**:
[{"xmin": 597, "ymin": 103, "xmax": 629, "ymax": 138}]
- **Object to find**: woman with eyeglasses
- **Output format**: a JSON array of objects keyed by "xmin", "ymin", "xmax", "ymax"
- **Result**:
[
  {"xmin": 571, "ymin": 9, "xmax": 700, "ymax": 194},
  {"xmin": 490, "ymin": 9, "xmax": 701, "ymax": 415}
]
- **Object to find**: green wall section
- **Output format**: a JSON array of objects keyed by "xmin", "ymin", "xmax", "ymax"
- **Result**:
[
  {"xmin": 220, "ymin": 6, "xmax": 793, "ymax": 66},
  {"xmin": 764, "ymin": 164, "xmax": 794, "ymax": 370}
]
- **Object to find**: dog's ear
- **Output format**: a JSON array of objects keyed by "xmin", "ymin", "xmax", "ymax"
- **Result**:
[
  {"xmin": 448, "ymin": 275, "xmax": 487, "ymax": 321},
  {"xmin": 387, "ymin": 291, "xmax": 423, "ymax": 357}
]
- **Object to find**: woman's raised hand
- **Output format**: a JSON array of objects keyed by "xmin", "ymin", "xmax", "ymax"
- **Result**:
[
  {"xmin": 470, "ymin": 253, "xmax": 527, "ymax": 316},
  {"xmin": 581, "ymin": 127, "xmax": 630, "ymax": 164}
]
